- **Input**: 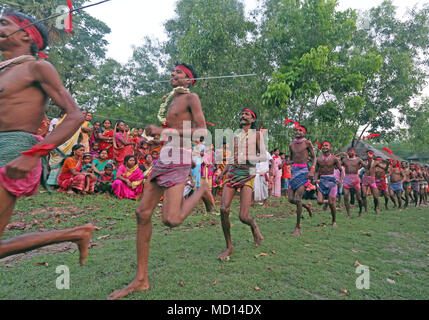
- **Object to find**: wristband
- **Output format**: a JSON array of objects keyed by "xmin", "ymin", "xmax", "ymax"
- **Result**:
[{"xmin": 22, "ymin": 144, "xmax": 56, "ymax": 157}]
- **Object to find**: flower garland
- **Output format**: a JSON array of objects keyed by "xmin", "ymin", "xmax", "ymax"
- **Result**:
[{"xmin": 158, "ymin": 86, "xmax": 190, "ymax": 126}]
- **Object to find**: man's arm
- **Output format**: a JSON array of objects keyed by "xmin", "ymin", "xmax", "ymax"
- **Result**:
[
  {"xmin": 33, "ymin": 61, "xmax": 84, "ymax": 147},
  {"xmin": 307, "ymin": 140, "xmax": 316, "ymax": 178}
]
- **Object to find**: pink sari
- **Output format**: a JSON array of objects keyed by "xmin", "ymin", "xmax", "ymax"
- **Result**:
[{"xmin": 112, "ymin": 164, "xmax": 144, "ymax": 199}]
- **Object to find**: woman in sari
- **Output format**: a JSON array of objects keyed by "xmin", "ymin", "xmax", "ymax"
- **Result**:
[
  {"xmin": 112, "ymin": 155, "xmax": 144, "ymax": 200},
  {"xmin": 57, "ymin": 144, "xmax": 95, "ymax": 194},
  {"xmin": 98, "ymin": 119, "xmax": 114, "ymax": 160},
  {"xmin": 89, "ymin": 121, "xmax": 101, "ymax": 148},
  {"xmin": 113, "ymin": 121, "xmax": 135, "ymax": 167},
  {"xmin": 91, "ymin": 149, "xmax": 115, "ymax": 179}
]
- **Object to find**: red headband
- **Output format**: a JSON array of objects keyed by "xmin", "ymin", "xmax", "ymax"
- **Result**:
[
  {"xmin": 5, "ymin": 15, "xmax": 48, "ymax": 58},
  {"xmin": 322, "ymin": 141, "xmax": 331, "ymax": 148},
  {"xmin": 243, "ymin": 108, "xmax": 256, "ymax": 119},
  {"xmin": 295, "ymin": 125, "xmax": 306, "ymax": 134},
  {"xmin": 176, "ymin": 65, "xmax": 195, "ymax": 86}
]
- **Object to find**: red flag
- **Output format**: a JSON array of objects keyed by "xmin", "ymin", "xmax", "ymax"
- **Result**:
[
  {"xmin": 382, "ymin": 147, "xmax": 394, "ymax": 155},
  {"xmin": 284, "ymin": 119, "xmax": 293, "ymax": 125},
  {"xmin": 65, "ymin": 0, "xmax": 73, "ymax": 34},
  {"xmin": 206, "ymin": 122, "xmax": 215, "ymax": 127},
  {"xmin": 363, "ymin": 133, "xmax": 380, "ymax": 140}
]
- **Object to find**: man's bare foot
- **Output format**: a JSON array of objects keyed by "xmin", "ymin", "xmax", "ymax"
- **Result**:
[
  {"xmin": 108, "ymin": 278, "xmax": 150, "ymax": 300},
  {"xmin": 253, "ymin": 227, "xmax": 264, "ymax": 246},
  {"xmin": 218, "ymin": 247, "xmax": 234, "ymax": 261},
  {"xmin": 332, "ymin": 222, "xmax": 338, "ymax": 228},
  {"xmin": 292, "ymin": 228, "xmax": 301, "ymax": 236},
  {"xmin": 73, "ymin": 224, "xmax": 95, "ymax": 266}
]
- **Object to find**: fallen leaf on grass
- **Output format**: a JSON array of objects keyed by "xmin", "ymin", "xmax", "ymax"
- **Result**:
[
  {"xmin": 350, "ymin": 249, "xmax": 358, "ymax": 253},
  {"xmin": 386, "ymin": 278, "xmax": 396, "ymax": 284},
  {"xmin": 179, "ymin": 281, "xmax": 185, "ymax": 287},
  {"xmin": 212, "ymin": 280, "xmax": 217, "ymax": 285},
  {"xmin": 255, "ymin": 253, "xmax": 270, "ymax": 258},
  {"xmin": 6, "ymin": 222, "xmax": 26, "ymax": 230},
  {"xmin": 317, "ymin": 223, "xmax": 327, "ymax": 227},
  {"xmin": 97, "ymin": 235, "xmax": 110, "ymax": 240},
  {"xmin": 106, "ymin": 221, "xmax": 116, "ymax": 225},
  {"xmin": 313, "ymin": 259, "xmax": 323, "ymax": 264},
  {"xmin": 396, "ymin": 272, "xmax": 402, "ymax": 276},
  {"xmin": 326, "ymin": 263, "xmax": 334, "ymax": 267},
  {"xmin": 35, "ymin": 262, "xmax": 48, "ymax": 267},
  {"xmin": 360, "ymin": 231, "xmax": 372, "ymax": 237},
  {"xmin": 271, "ymin": 250, "xmax": 277, "ymax": 254},
  {"xmin": 304, "ymin": 244, "xmax": 311, "ymax": 247},
  {"xmin": 339, "ymin": 289, "xmax": 349, "ymax": 297},
  {"xmin": 267, "ymin": 267, "xmax": 272, "ymax": 271},
  {"xmin": 93, "ymin": 226, "xmax": 102, "ymax": 231},
  {"xmin": 253, "ymin": 286, "xmax": 261, "ymax": 291}
]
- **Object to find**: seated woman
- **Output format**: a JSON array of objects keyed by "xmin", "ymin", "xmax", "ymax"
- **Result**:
[
  {"xmin": 57, "ymin": 144, "xmax": 93, "ymax": 195},
  {"xmin": 112, "ymin": 155, "xmax": 144, "ymax": 200},
  {"xmin": 92, "ymin": 149, "xmax": 115, "ymax": 179}
]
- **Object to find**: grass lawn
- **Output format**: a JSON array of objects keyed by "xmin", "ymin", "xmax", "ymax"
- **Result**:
[{"xmin": 0, "ymin": 190, "xmax": 428, "ymax": 300}]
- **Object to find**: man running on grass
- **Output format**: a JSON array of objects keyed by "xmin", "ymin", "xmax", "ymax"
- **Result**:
[
  {"xmin": 375, "ymin": 156, "xmax": 390, "ymax": 211},
  {"xmin": 216, "ymin": 108, "xmax": 265, "ymax": 261},
  {"xmin": 361, "ymin": 150, "xmax": 380, "ymax": 214},
  {"xmin": 341, "ymin": 148, "xmax": 365, "ymax": 218},
  {"xmin": 108, "ymin": 62, "xmax": 214, "ymax": 300},
  {"xmin": 388, "ymin": 159, "xmax": 404, "ymax": 210},
  {"xmin": 401, "ymin": 161, "xmax": 412, "ymax": 209},
  {"xmin": 0, "ymin": 10, "xmax": 94, "ymax": 263},
  {"xmin": 288, "ymin": 125, "xmax": 315, "ymax": 236},
  {"xmin": 315, "ymin": 142, "xmax": 343, "ymax": 227}
]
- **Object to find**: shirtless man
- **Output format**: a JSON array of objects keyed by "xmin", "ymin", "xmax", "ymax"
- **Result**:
[
  {"xmin": 288, "ymin": 125, "xmax": 315, "ymax": 236},
  {"xmin": 388, "ymin": 160, "xmax": 404, "ymax": 210},
  {"xmin": 375, "ymin": 157, "xmax": 390, "ymax": 210},
  {"xmin": 341, "ymin": 148, "xmax": 365, "ymax": 218},
  {"xmin": 361, "ymin": 150, "xmax": 380, "ymax": 214},
  {"xmin": 0, "ymin": 10, "xmax": 94, "ymax": 263},
  {"xmin": 109, "ymin": 62, "xmax": 214, "ymax": 300},
  {"xmin": 410, "ymin": 165, "xmax": 421, "ymax": 207},
  {"xmin": 401, "ymin": 161, "xmax": 412, "ymax": 209},
  {"xmin": 315, "ymin": 142, "xmax": 343, "ymax": 227},
  {"xmin": 216, "ymin": 108, "xmax": 265, "ymax": 261},
  {"xmin": 421, "ymin": 166, "xmax": 428, "ymax": 205}
]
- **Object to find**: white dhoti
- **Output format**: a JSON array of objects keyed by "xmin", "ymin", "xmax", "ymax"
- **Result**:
[{"xmin": 254, "ymin": 174, "xmax": 269, "ymax": 202}]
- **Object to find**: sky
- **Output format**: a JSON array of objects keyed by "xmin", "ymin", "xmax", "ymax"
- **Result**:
[{"xmin": 85, "ymin": 0, "xmax": 427, "ymax": 64}]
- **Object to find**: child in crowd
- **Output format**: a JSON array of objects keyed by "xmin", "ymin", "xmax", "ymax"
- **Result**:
[
  {"xmin": 90, "ymin": 142, "xmax": 100, "ymax": 159},
  {"xmin": 81, "ymin": 153, "xmax": 97, "ymax": 194},
  {"xmin": 212, "ymin": 165, "xmax": 223, "ymax": 197},
  {"xmin": 96, "ymin": 163, "xmax": 115, "ymax": 194}
]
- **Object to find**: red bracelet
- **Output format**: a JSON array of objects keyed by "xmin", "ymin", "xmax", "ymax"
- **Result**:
[{"xmin": 22, "ymin": 144, "xmax": 56, "ymax": 157}]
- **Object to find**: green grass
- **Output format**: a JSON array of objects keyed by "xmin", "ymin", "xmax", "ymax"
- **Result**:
[{"xmin": 0, "ymin": 190, "xmax": 428, "ymax": 300}]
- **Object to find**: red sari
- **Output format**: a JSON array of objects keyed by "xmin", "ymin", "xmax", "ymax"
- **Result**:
[
  {"xmin": 99, "ymin": 129, "xmax": 114, "ymax": 160},
  {"xmin": 57, "ymin": 157, "xmax": 86, "ymax": 191}
]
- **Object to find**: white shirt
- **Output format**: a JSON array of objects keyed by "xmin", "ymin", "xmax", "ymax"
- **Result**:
[
  {"xmin": 256, "ymin": 152, "xmax": 272, "ymax": 175},
  {"xmin": 48, "ymin": 118, "xmax": 59, "ymax": 133}
]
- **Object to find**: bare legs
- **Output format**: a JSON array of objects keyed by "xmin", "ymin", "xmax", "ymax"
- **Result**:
[
  {"xmin": 0, "ymin": 184, "xmax": 94, "ymax": 265},
  {"xmin": 344, "ymin": 188, "xmax": 363, "ymax": 218},
  {"xmin": 317, "ymin": 191, "xmax": 337, "ymax": 227},
  {"xmin": 218, "ymin": 185, "xmax": 263, "ymax": 261},
  {"xmin": 288, "ymin": 186, "xmax": 312, "ymax": 236},
  {"xmin": 108, "ymin": 181, "xmax": 210, "ymax": 300}
]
